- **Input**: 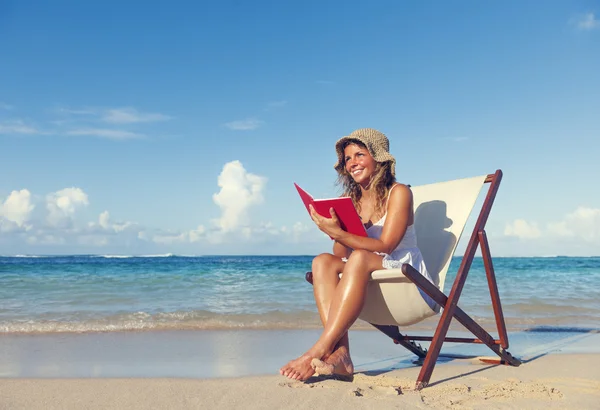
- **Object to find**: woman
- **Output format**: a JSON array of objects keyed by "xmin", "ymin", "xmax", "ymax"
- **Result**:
[{"xmin": 280, "ymin": 128, "xmax": 434, "ymax": 381}]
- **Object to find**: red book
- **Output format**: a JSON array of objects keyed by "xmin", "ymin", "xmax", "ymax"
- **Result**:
[{"xmin": 294, "ymin": 183, "xmax": 368, "ymax": 238}]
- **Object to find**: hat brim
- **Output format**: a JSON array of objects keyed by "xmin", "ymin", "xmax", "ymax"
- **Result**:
[{"xmin": 334, "ymin": 135, "xmax": 396, "ymax": 176}]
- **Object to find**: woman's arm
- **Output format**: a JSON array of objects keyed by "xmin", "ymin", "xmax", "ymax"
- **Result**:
[
  {"xmin": 311, "ymin": 184, "xmax": 413, "ymax": 254},
  {"xmin": 332, "ymin": 240, "xmax": 351, "ymax": 258}
]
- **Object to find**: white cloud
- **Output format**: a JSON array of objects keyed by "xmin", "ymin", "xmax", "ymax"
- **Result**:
[
  {"xmin": 102, "ymin": 107, "xmax": 172, "ymax": 124},
  {"xmin": 138, "ymin": 224, "xmax": 206, "ymax": 245},
  {"xmin": 224, "ymin": 118, "xmax": 263, "ymax": 131},
  {"xmin": 570, "ymin": 12, "xmax": 600, "ymax": 31},
  {"xmin": 56, "ymin": 106, "xmax": 171, "ymax": 124},
  {"xmin": 99, "ymin": 211, "xmax": 110, "ymax": 229},
  {"xmin": 546, "ymin": 221, "xmax": 572, "ymax": 238},
  {"xmin": 0, "ymin": 105, "xmax": 170, "ymax": 141},
  {"xmin": 0, "ymin": 189, "xmax": 35, "ymax": 227},
  {"xmin": 505, "ymin": 206, "xmax": 600, "ymax": 243},
  {"xmin": 144, "ymin": 225, "xmax": 205, "ymax": 245},
  {"xmin": 0, "ymin": 219, "xmax": 22, "ymax": 233},
  {"xmin": 0, "ymin": 174, "xmax": 323, "ymax": 254},
  {"xmin": 238, "ymin": 222, "xmax": 278, "ymax": 240},
  {"xmin": 46, "ymin": 188, "xmax": 89, "ymax": 226},
  {"xmin": 66, "ymin": 128, "xmax": 144, "ymax": 140},
  {"xmin": 239, "ymin": 221, "xmax": 312, "ymax": 242},
  {"xmin": 212, "ymin": 161, "xmax": 267, "ymax": 232},
  {"xmin": 26, "ymin": 234, "xmax": 65, "ymax": 245},
  {"xmin": 550, "ymin": 206, "xmax": 600, "ymax": 241},
  {"xmin": 0, "ymin": 102, "xmax": 13, "ymax": 110},
  {"xmin": 504, "ymin": 219, "xmax": 541, "ymax": 239},
  {"xmin": 188, "ymin": 225, "xmax": 206, "ymax": 242},
  {"xmin": 150, "ymin": 232, "xmax": 187, "ymax": 245},
  {"xmin": 56, "ymin": 107, "xmax": 96, "ymax": 116},
  {"xmin": 0, "ymin": 187, "xmax": 147, "ymax": 253},
  {"xmin": 0, "ymin": 120, "xmax": 40, "ymax": 135},
  {"xmin": 95, "ymin": 211, "xmax": 134, "ymax": 233},
  {"xmin": 292, "ymin": 221, "xmax": 311, "ymax": 238}
]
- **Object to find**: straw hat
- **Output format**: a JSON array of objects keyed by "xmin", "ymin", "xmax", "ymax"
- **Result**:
[{"xmin": 334, "ymin": 128, "xmax": 396, "ymax": 177}]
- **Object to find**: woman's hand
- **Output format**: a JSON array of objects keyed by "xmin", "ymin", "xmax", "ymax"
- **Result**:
[{"xmin": 309, "ymin": 205, "xmax": 343, "ymax": 238}]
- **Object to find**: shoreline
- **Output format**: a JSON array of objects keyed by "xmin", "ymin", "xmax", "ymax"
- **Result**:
[
  {"xmin": 2, "ymin": 314, "xmax": 599, "ymax": 335},
  {"xmin": 1, "ymin": 327, "xmax": 599, "ymax": 379}
]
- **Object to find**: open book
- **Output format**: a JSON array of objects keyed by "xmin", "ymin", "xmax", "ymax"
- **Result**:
[{"xmin": 294, "ymin": 183, "xmax": 368, "ymax": 237}]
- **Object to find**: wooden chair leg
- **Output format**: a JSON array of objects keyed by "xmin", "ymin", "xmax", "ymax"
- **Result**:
[
  {"xmin": 402, "ymin": 264, "xmax": 521, "ymax": 389},
  {"xmin": 479, "ymin": 230, "xmax": 509, "ymax": 349},
  {"xmin": 370, "ymin": 324, "xmax": 428, "ymax": 358}
]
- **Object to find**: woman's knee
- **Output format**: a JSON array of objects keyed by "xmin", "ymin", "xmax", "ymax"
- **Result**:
[
  {"xmin": 346, "ymin": 249, "xmax": 371, "ymax": 267},
  {"xmin": 312, "ymin": 253, "xmax": 335, "ymax": 269},
  {"xmin": 311, "ymin": 253, "xmax": 341, "ymax": 280},
  {"xmin": 343, "ymin": 250, "xmax": 381, "ymax": 280}
]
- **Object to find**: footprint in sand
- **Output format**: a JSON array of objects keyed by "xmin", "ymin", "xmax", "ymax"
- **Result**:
[
  {"xmin": 419, "ymin": 380, "xmax": 563, "ymax": 408},
  {"xmin": 475, "ymin": 380, "xmax": 563, "ymax": 401},
  {"xmin": 349, "ymin": 385, "xmax": 403, "ymax": 397},
  {"xmin": 345, "ymin": 374, "xmax": 417, "ymax": 398},
  {"xmin": 277, "ymin": 376, "xmax": 339, "ymax": 389}
]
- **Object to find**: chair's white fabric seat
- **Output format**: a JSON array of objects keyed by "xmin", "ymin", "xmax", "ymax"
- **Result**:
[
  {"xmin": 360, "ymin": 268, "xmax": 436, "ymax": 326},
  {"xmin": 356, "ymin": 175, "xmax": 488, "ymax": 327}
]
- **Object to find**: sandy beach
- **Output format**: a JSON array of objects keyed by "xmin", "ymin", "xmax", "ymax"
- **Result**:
[
  {"xmin": 1, "ymin": 329, "xmax": 599, "ymax": 409},
  {"xmin": 1, "ymin": 353, "xmax": 599, "ymax": 409}
]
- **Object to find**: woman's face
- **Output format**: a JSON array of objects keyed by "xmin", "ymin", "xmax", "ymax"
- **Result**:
[{"xmin": 343, "ymin": 143, "xmax": 377, "ymax": 187}]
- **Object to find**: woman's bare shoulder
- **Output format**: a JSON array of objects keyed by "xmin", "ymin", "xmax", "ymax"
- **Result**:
[
  {"xmin": 390, "ymin": 183, "xmax": 412, "ymax": 197},
  {"xmin": 387, "ymin": 183, "xmax": 413, "ymax": 207}
]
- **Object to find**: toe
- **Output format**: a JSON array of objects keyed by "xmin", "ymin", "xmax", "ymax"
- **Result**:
[{"xmin": 302, "ymin": 369, "xmax": 315, "ymax": 381}]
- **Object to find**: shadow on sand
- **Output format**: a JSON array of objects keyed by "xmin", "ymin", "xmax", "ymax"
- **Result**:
[{"xmin": 351, "ymin": 326, "xmax": 600, "ymax": 386}]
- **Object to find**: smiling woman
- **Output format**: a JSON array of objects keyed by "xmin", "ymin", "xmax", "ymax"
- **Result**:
[{"xmin": 280, "ymin": 128, "xmax": 435, "ymax": 382}]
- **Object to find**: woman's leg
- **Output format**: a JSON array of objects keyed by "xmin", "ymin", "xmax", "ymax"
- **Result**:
[
  {"xmin": 280, "ymin": 250, "xmax": 383, "ymax": 380},
  {"xmin": 312, "ymin": 253, "xmax": 346, "ymax": 326},
  {"xmin": 279, "ymin": 253, "xmax": 345, "ymax": 379},
  {"xmin": 311, "ymin": 254, "xmax": 353, "ymax": 378}
]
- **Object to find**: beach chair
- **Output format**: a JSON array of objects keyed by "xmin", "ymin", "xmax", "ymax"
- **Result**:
[{"xmin": 306, "ymin": 170, "xmax": 521, "ymax": 389}]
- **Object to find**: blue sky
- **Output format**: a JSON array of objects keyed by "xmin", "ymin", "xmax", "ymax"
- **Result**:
[{"xmin": 1, "ymin": 1, "xmax": 599, "ymax": 256}]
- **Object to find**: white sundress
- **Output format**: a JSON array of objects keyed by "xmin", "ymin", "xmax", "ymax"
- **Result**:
[
  {"xmin": 367, "ymin": 218, "xmax": 436, "ymax": 310},
  {"xmin": 347, "ymin": 185, "xmax": 437, "ymax": 310}
]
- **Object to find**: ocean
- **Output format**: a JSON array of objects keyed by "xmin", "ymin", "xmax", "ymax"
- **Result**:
[{"xmin": 1, "ymin": 255, "xmax": 599, "ymax": 335}]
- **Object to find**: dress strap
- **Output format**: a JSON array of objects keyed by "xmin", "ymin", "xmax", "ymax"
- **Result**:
[
  {"xmin": 386, "ymin": 183, "xmax": 399, "ymax": 202},
  {"xmin": 381, "ymin": 184, "xmax": 399, "ymax": 212}
]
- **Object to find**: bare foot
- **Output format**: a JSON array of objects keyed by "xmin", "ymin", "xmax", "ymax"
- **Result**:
[
  {"xmin": 279, "ymin": 354, "xmax": 316, "ymax": 381},
  {"xmin": 311, "ymin": 347, "xmax": 354, "ymax": 381}
]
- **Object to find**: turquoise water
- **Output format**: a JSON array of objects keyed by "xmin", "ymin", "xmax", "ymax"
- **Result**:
[{"xmin": 1, "ymin": 255, "xmax": 599, "ymax": 333}]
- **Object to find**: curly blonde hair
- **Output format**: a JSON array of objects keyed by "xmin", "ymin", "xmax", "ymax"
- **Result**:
[{"xmin": 336, "ymin": 139, "xmax": 396, "ymax": 217}]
